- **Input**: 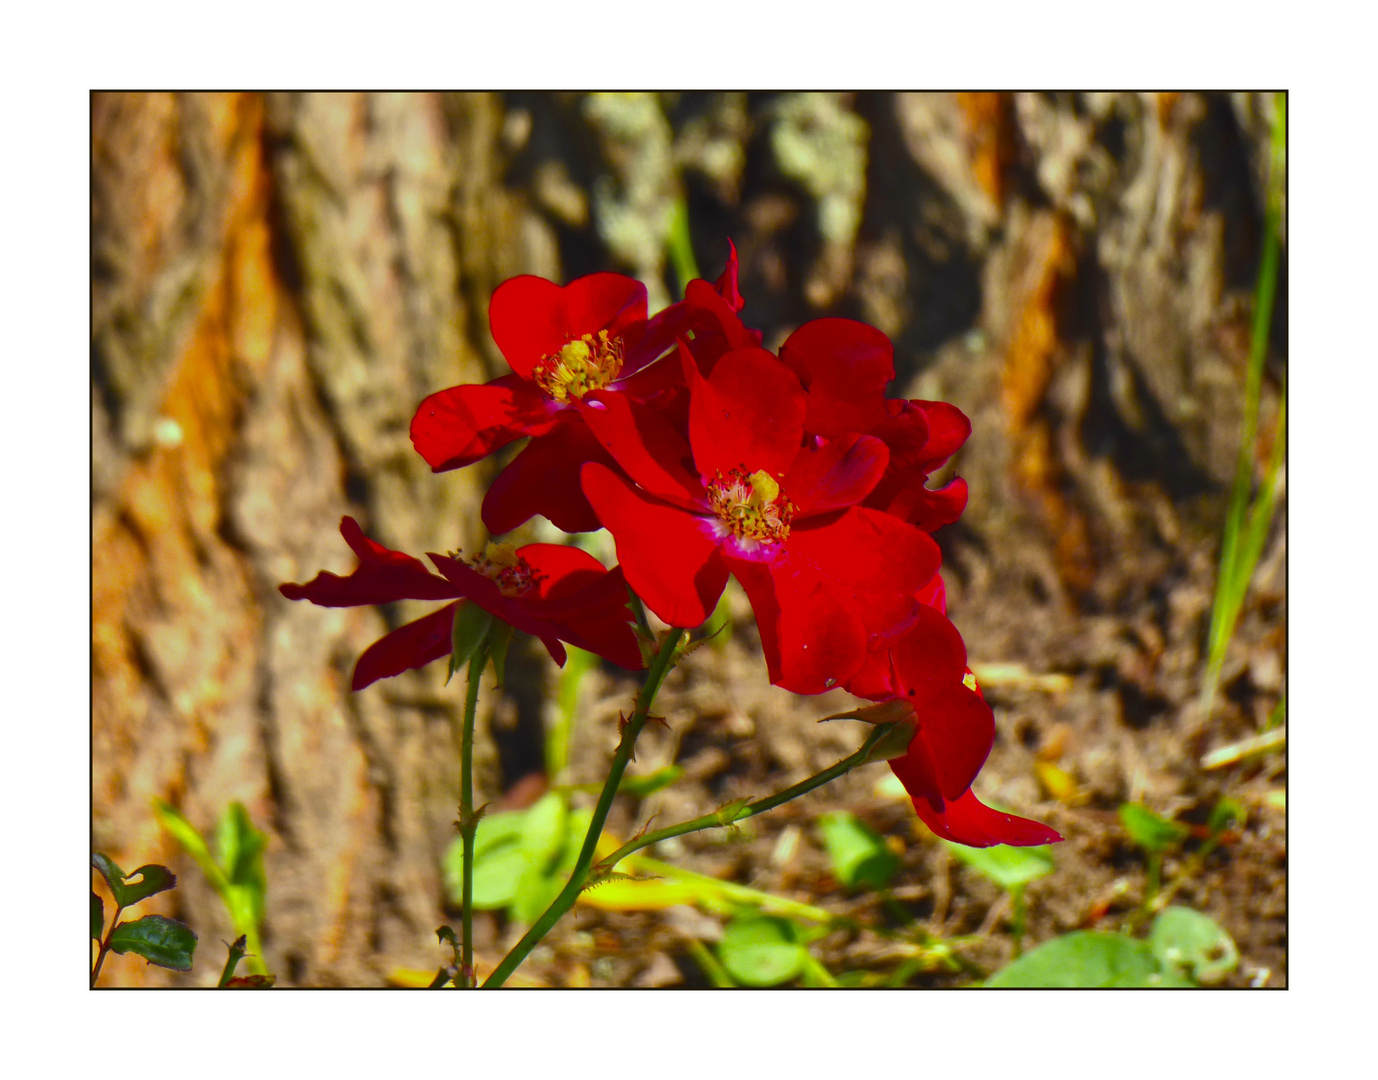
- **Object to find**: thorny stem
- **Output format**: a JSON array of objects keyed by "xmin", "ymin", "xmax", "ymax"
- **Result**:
[
  {"xmin": 482, "ymin": 628, "xmax": 687, "ymax": 988},
  {"xmin": 598, "ymin": 724, "xmax": 895, "ymax": 869},
  {"xmin": 458, "ymin": 639, "xmax": 490, "ymax": 987}
]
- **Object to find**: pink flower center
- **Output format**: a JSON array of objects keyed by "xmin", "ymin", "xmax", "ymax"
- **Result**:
[
  {"xmin": 707, "ymin": 466, "xmax": 795, "ymax": 544},
  {"xmin": 468, "ymin": 543, "xmax": 545, "ymax": 598},
  {"xmin": 532, "ymin": 331, "xmax": 624, "ymax": 402}
]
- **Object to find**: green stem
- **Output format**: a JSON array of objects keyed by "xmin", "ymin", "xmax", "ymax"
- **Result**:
[
  {"xmin": 482, "ymin": 628, "xmax": 687, "ymax": 988},
  {"xmin": 458, "ymin": 639, "xmax": 490, "ymax": 988},
  {"xmin": 1009, "ymin": 885, "xmax": 1027, "ymax": 957},
  {"xmin": 599, "ymin": 724, "xmax": 893, "ymax": 869},
  {"xmin": 91, "ymin": 903, "xmax": 124, "ymax": 987},
  {"xmin": 667, "ymin": 197, "xmax": 701, "ymax": 294}
]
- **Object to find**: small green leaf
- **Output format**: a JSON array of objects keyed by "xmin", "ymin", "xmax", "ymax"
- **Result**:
[
  {"xmin": 92, "ymin": 852, "xmax": 126, "ymax": 904},
  {"xmin": 947, "ymin": 842, "xmax": 1055, "ymax": 891},
  {"xmin": 447, "ymin": 602, "xmax": 494, "ymax": 683},
  {"xmin": 818, "ymin": 811, "xmax": 899, "ymax": 891},
  {"xmin": 118, "ymin": 864, "xmax": 177, "ymax": 906},
  {"xmin": 91, "ymin": 892, "xmax": 105, "ymax": 941},
  {"xmin": 153, "ymin": 799, "xmax": 230, "ymax": 896},
  {"xmin": 985, "ymin": 931, "xmax": 1189, "ymax": 988},
  {"xmin": 1208, "ymin": 798, "xmax": 1245, "ymax": 835},
  {"xmin": 718, "ymin": 915, "xmax": 810, "ymax": 987},
  {"xmin": 1149, "ymin": 906, "xmax": 1239, "ymax": 985},
  {"xmin": 488, "ymin": 622, "xmax": 514, "ymax": 686},
  {"xmin": 109, "ymin": 915, "xmax": 198, "ymax": 972},
  {"xmin": 619, "ymin": 764, "xmax": 684, "ymax": 798},
  {"xmin": 1119, "ymin": 803, "xmax": 1189, "ymax": 853}
]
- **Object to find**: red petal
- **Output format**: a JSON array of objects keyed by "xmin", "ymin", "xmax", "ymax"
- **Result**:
[
  {"xmin": 490, "ymin": 273, "xmax": 646, "ymax": 379},
  {"xmin": 279, "ymin": 517, "xmax": 459, "ymax": 607},
  {"xmin": 688, "ymin": 347, "xmax": 805, "ymax": 482},
  {"xmin": 576, "ymin": 389, "xmax": 707, "ymax": 512},
  {"xmin": 581, "ymin": 462, "xmax": 728, "ymax": 628},
  {"xmin": 410, "ymin": 376, "xmax": 556, "ymax": 472},
  {"xmin": 780, "ymin": 318, "xmax": 894, "ymax": 437},
  {"xmin": 786, "ymin": 507, "xmax": 941, "ymax": 637},
  {"xmin": 713, "ymin": 238, "xmax": 745, "ymax": 311},
  {"xmin": 908, "ymin": 681, "xmax": 995, "ymax": 800},
  {"xmin": 682, "ymin": 279, "xmax": 762, "ymax": 375},
  {"xmin": 352, "ymin": 603, "xmax": 459, "ymax": 690},
  {"xmin": 481, "ymin": 422, "xmax": 613, "ymax": 535},
  {"xmin": 557, "ymin": 612, "xmax": 644, "ymax": 671},
  {"xmin": 785, "ymin": 433, "xmax": 888, "ymax": 518},
  {"xmin": 910, "ymin": 400, "xmax": 972, "ymax": 466},
  {"xmin": 899, "ymin": 477, "xmax": 969, "ymax": 532},
  {"xmin": 726, "ymin": 552, "xmax": 866, "ymax": 695},
  {"xmin": 892, "ymin": 604, "xmax": 969, "ymax": 687},
  {"xmin": 908, "ymin": 785, "xmax": 1062, "ymax": 848}
]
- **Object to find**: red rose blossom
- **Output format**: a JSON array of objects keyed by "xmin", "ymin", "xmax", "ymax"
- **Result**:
[
  {"xmin": 578, "ymin": 344, "xmax": 942, "ymax": 695},
  {"xmin": 279, "ymin": 517, "xmax": 642, "ymax": 689}
]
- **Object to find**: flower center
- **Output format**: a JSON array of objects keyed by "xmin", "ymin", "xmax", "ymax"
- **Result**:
[
  {"xmin": 707, "ymin": 466, "xmax": 795, "ymax": 544},
  {"xmin": 532, "ymin": 331, "xmax": 624, "ymax": 402},
  {"xmin": 468, "ymin": 542, "xmax": 545, "ymax": 598}
]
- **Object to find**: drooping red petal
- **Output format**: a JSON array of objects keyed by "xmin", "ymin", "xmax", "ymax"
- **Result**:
[
  {"xmin": 481, "ymin": 421, "xmax": 615, "ymax": 535},
  {"xmin": 780, "ymin": 318, "xmax": 895, "ymax": 438},
  {"xmin": 352, "ymin": 603, "xmax": 459, "ymax": 690},
  {"xmin": 891, "ymin": 477, "xmax": 969, "ymax": 532},
  {"xmin": 581, "ymin": 462, "xmax": 728, "ymax": 629},
  {"xmin": 577, "ymin": 388, "xmax": 707, "ymax": 512},
  {"xmin": 909, "ymin": 400, "xmax": 972, "ymax": 466},
  {"xmin": 555, "ymin": 612, "xmax": 644, "ymax": 671},
  {"xmin": 410, "ymin": 375, "xmax": 557, "ymax": 472},
  {"xmin": 726, "ymin": 552, "xmax": 867, "ymax": 695},
  {"xmin": 279, "ymin": 517, "xmax": 460, "ymax": 607},
  {"xmin": 892, "ymin": 604, "xmax": 970, "ymax": 687},
  {"xmin": 907, "ymin": 680, "xmax": 996, "ymax": 800},
  {"xmin": 785, "ymin": 433, "xmax": 889, "ymax": 519},
  {"xmin": 489, "ymin": 273, "xmax": 647, "ymax": 379},
  {"xmin": 688, "ymin": 347, "xmax": 806, "ymax": 482},
  {"xmin": 907, "ymin": 784, "xmax": 1063, "ymax": 847}
]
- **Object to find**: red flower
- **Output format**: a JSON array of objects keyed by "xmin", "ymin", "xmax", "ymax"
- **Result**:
[
  {"xmin": 279, "ymin": 517, "xmax": 642, "ymax": 689},
  {"xmin": 778, "ymin": 318, "xmax": 970, "ymax": 531},
  {"xmin": 863, "ymin": 603, "xmax": 1061, "ymax": 848},
  {"xmin": 578, "ymin": 345, "xmax": 942, "ymax": 695}
]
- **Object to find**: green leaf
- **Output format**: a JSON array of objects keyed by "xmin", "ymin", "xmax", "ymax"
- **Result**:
[
  {"xmin": 619, "ymin": 764, "xmax": 684, "ymax": 798},
  {"xmin": 447, "ymin": 602, "xmax": 494, "ymax": 683},
  {"xmin": 818, "ymin": 811, "xmax": 899, "ymax": 891},
  {"xmin": 488, "ymin": 622, "xmax": 513, "ymax": 686},
  {"xmin": 444, "ymin": 794, "xmax": 570, "ymax": 914},
  {"xmin": 1119, "ymin": 803, "xmax": 1189, "ymax": 853},
  {"xmin": 153, "ymin": 799, "xmax": 230, "ymax": 896},
  {"xmin": 717, "ymin": 915, "xmax": 810, "ymax": 987},
  {"xmin": 118, "ymin": 864, "xmax": 177, "ymax": 906},
  {"xmin": 986, "ymin": 931, "xmax": 1190, "ymax": 988},
  {"xmin": 91, "ymin": 892, "xmax": 105, "ymax": 941},
  {"xmin": 1208, "ymin": 798, "xmax": 1245, "ymax": 836},
  {"xmin": 1149, "ymin": 907, "xmax": 1239, "ymax": 985},
  {"xmin": 947, "ymin": 842, "xmax": 1055, "ymax": 891},
  {"xmin": 92, "ymin": 852, "xmax": 126, "ymax": 905},
  {"xmin": 108, "ymin": 915, "xmax": 198, "ymax": 972},
  {"xmin": 215, "ymin": 802, "xmax": 268, "ymax": 929}
]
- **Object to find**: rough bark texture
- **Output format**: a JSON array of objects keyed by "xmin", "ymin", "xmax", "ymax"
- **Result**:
[{"xmin": 92, "ymin": 92, "xmax": 1284, "ymax": 987}]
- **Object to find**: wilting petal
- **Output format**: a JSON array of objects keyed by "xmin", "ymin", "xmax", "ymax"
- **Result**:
[
  {"xmin": 490, "ymin": 273, "xmax": 647, "ymax": 379},
  {"xmin": 577, "ymin": 388, "xmax": 707, "ymax": 512},
  {"xmin": 780, "ymin": 318, "xmax": 894, "ymax": 438},
  {"xmin": 688, "ymin": 347, "xmax": 806, "ymax": 482},
  {"xmin": 581, "ymin": 462, "xmax": 728, "ymax": 628},
  {"xmin": 481, "ymin": 421, "xmax": 615, "ymax": 535},
  {"xmin": 785, "ymin": 433, "xmax": 889, "ymax": 518},
  {"xmin": 279, "ymin": 517, "xmax": 459, "ymax": 607},
  {"xmin": 410, "ymin": 375, "xmax": 556, "ymax": 472},
  {"xmin": 352, "ymin": 603, "xmax": 459, "ymax": 690}
]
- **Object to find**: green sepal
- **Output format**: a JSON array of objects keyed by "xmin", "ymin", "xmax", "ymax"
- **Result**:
[
  {"xmin": 108, "ymin": 914, "xmax": 198, "ymax": 972},
  {"xmin": 447, "ymin": 602, "xmax": 494, "ymax": 684},
  {"xmin": 91, "ymin": 892, "xmax": 105, "ymax": 941},
  {"xmin": 713, "ymin": 798, "xmax": 753, "ymax": 829},
  {"xmin": 819, "ymin": 701, "xmax": 918, "ymax": 762}
]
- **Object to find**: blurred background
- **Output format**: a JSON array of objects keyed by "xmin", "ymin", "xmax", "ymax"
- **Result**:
[{"xmin": 91, "ymin": 91, "xmax": 1285, "ymax": 987}]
